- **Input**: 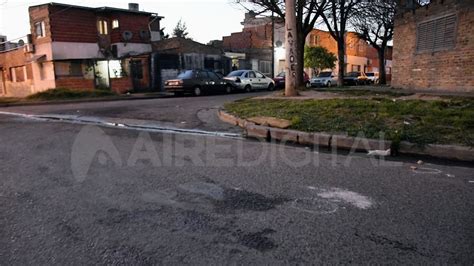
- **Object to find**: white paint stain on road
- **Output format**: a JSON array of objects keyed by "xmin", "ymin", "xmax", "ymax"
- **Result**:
[{"xmin": 317, "ymin": 188, "xmax": 374, "ymax": 210}]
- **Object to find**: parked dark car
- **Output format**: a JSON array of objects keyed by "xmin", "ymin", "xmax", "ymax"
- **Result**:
[
  {"xmin": 165, "ymin": 69, "xmax": 234, "ymax": 96},
  {"xmin": 273, "ymin": 71, "xmax": 310, "ymax": 89},
  {"xmin": 343, "ymin": 72, "xmax": 369, "ymax": 85}
]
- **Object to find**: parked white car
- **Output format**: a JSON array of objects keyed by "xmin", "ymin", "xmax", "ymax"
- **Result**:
[
  {"xmin": 310, "ymin": 71, "xmax": 337, "ymax": 87},
  {"xmin": 366, "ymin": 72, "xmax": 379, "ymax": 84},
  {"xmin": 224, "ymin": 70, "xmax": 275, "ymax": 92}
]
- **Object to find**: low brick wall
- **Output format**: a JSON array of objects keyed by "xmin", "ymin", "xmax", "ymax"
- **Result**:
[
  {"xmin": 110, "ymin": 77, "xmax": 132, "ymax": 94},
  {"xmin": 55, "ymin": 77, "xmax": 94, "ymax": 90}
]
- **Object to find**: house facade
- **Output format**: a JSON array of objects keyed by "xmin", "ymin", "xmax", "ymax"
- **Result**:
[
  {"xmin": 151, "ymin": 37, "xmax": 231, "ymax": 89},
  {"xmin": 222, "ymin": 12, "xmax": 281, "ymax": 77},
  {"xmin": 0, "ymin": 3, "xmax": 163, "ymax": 97},
  {"xmin": 222, "ymin": 12, "xmax": 392, "ymax": 79},
  {"xmin": 304, "ymin": 29, "xmax": 393, "ymax": 78},
  {"xmin": 392, "ymin": 0, "xmax": 473, "ymax": 92}
]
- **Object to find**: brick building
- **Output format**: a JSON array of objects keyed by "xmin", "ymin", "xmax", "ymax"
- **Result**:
[
  {"xmin": 222, "ymin": 12, "xmax": 392, "ymax": 79},
  {"xmin": 392, "ymin": 0, "xmax": 474, "ymax": 92},
  {"xmin": 222, "ymin": 12, "xmax": 283, "ymax": 77},
  {"xmin": 305, "ymin": 29, "xmax": 393, "ymax": 78},
  {"xmin": 0, "ymin": 3, "xmax": 163, "ymax": 97}
]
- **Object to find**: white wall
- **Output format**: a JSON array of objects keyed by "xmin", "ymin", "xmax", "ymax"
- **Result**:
[
  {"xmin": 51, "ymin": 42, "xmax": 104, "ymax": 60},
  {"xmin": 115, "ymin": 43, "xmax": 152, "ymax": 57}
]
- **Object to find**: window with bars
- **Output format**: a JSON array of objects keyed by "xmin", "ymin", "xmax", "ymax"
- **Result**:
[
  {"xmin": 416, "ymin": 14, "xmax": 457, "ymax": 53},
  {"xmin": 259, "ymin": 60, "xmax": 272, "ymax": 75}
]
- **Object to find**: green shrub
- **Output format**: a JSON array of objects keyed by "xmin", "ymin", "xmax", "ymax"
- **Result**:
[{"xmin": 27, "ymin": 88, "xmax": 116, "ymax": 101}]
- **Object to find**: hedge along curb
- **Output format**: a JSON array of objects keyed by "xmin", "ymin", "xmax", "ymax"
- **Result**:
[{"xmin": 217, "ymin": 110, "xmax": 474, "ymax": 161}]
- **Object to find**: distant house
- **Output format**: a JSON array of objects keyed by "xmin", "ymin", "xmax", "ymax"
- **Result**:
[
  {"xmin": 392, "ymin": 0, "xmax": 474, "ymax": 92},
  {"xmin": 151, "ymin": 37, "xmax": 230, "ymax": 89},
  {"xmin": 222, "ymin": 12, "xmax": 393, "ymax": 79},
  {"xmin": 222, "ymin": 12, "xmax": 278, "ymax": 77},
  {"xmin": 0, "ymin": 3, "xmax": 163, "ymax": 97},
  {"xmin": 305, "ymin": 29, "xmax": 393, "ymax": 78}
]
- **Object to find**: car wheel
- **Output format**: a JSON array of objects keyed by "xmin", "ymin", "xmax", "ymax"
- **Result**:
[
  {"xmin": 225, "ymin": 85, "xmax": 232, "ymax": 94},
  {"xmin": 193, "ymin": 86, "xmax": 202, "ymax": 96},
  {"xmin": 267, "ymin": 83, "xmax": 275, "ymax": 91},
  {"xmin": 244, "ymin": 85, "xmax": 252, "ymax": 93},
  {"xmin": 327, "ymin": 81, "xmax": 332, "ymax": 88}
]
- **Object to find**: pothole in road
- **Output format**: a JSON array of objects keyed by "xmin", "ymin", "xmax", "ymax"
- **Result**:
[
  {"xmin": 141, "ymin": 181, "xmax": 289, "ymax": 214},
  {"xmin": 238, "ymin": 228, "xmax": 278, "ymax": 252}
]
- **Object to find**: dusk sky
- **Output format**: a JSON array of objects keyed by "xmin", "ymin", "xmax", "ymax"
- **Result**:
[{"xmin": 0, "ymin": 0, "xmax": 247, "ymax": 44}]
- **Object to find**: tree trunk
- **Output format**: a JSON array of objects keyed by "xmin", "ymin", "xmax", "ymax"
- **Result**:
[
  {"xmin": 295, "ymin": 30, "xmax": 305, "ymax": 88},
  {"xmin": 285, "ymin": 0, "xmax": 298, "ymax": 96},
  {"xmin": 377, "ymin": 48, "xmax": 387, "ymax": 85},
  {"xmin": 337, "ymin": 39, "xmax": 345, "ymax": 86}
]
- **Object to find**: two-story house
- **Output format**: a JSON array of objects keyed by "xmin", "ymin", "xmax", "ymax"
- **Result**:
[{"xmin": 0, "ymin": 3, "xmax": 163, "ymax": 97}]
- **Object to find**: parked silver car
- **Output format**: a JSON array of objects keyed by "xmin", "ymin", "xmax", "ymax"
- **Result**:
[
  {"xmin": 224, "ymin": 70, "xmax": 275, "ymax": 92},
  {"xmin": 310, "ymin": 71, "xmax": 337, "ymax": 87},
  {"xmin": 366, "ymin": 72, "xmax": 379, "ymax": 84}
]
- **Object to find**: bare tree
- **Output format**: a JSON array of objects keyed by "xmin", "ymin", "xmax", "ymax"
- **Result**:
[
  {"xmin": 351, "ymin": 0, "xmax": 395, "ymax": 85},
  {"xmin": 238, "ymin": 0, "xmax": 327, "ymax": 88},
  {"xmin": 321, "ymin": 0, "xmax": 361, "ymax": 86}
]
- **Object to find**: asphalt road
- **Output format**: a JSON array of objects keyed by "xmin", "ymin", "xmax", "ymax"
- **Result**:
[
  {"xmin": 0, "ymin": 92, "xmax": 269, "ymax": 134},
  {"xmin": 0, "ymin": 93, "xmax": 473, "ymax": 264}
]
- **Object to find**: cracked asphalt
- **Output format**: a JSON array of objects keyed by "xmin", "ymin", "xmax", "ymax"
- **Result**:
[
  {"xmin": 0, "ymin": 93, "xmax": 473, "ymax": 264},
  {"xmin": 0, "ymin": 92, "xmax": 269, "ymax": 134}
]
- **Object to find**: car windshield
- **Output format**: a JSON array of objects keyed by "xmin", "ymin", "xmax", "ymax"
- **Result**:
[
  {"xmin": 318, "ymin": 72, "xmax": 332, "ymax": 77},
  {"xmin": 177, "ymin": 70, "xmax": 194, "ymax": 79},
  {"xmin": 277, "ymin": 72, "xmax": 285, "ymax": 77},
  {"xmin": 366, "ymin": 73, "xmax": 374, "ymax": 77},
  {"xmin": 227, "ymin": 71, "xmax": 245, "ymax": 77}
]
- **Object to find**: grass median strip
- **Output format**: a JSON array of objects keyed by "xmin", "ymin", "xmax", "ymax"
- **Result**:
[{"xmin": 225, "ymin": 98, "xmax": 474, "ymax": 147}]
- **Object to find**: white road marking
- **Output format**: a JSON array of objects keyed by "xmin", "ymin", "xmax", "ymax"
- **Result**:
[{"xmin": 317, "ymin": 188, "xmax": 374, "ymax": 209}]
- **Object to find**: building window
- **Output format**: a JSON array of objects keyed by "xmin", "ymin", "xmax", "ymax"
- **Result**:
[
  {"xmin": 70, "ymin": 62, "xmax": 83, "ymax": 76},
  {"xmin": 310, "ymin": 34, "xmax": 320, "ymax": 46},
  {"xmin": 97, "ymin": 19, "xmax": 109, "ymax": 35},
  {"xmin": 11, "ymin": 66, "xmax": 26, "ymax": 82},
  {"xmin": 112, "ymin": 19, "xmax": 119, "ymax": 29},
  {"xmin": 416, "ymin": 14, "xmax": 457, "ymax": 53},
  {"xmin": 351, "ymin": 65, "xmax": 361, "ymax": 72},
  {"xmin": 34, "ymin": 21, "xmax": 46, "ymax": 38},
  {"xmin": 259, "ymin": 60, "xmax": 272, "ymax": 75},
  {"xmin": 55, "ymin": 61, "xmax": 83, "ymax": 77}
]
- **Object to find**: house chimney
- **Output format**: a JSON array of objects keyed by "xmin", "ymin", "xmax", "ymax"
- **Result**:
[{"xmin": 128, "ymin": 3, "xmax": 139, "ymax": 11}]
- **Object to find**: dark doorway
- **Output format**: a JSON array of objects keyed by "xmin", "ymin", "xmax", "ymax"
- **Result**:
[{"xmin": 130, "ymin": 60, "xmax": 144, "ymax": 91}]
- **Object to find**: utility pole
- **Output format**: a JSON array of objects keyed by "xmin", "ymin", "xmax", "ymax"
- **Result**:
[
  {"xmin": 285, "ymin": 0, "xmax": 297, "ymax": 96},
  {"xmin": 271, "ymin": 12, "xmax": 275, "ymax": 78}
]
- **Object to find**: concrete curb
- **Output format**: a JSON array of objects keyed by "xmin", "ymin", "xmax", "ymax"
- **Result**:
[
  {"xmin": 218, "ymin": 110, "xmax": 473, "ymax": 161},
  {"xmin": 0, "ymin": 93, "xmax": 172, "ymax": 108}
]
